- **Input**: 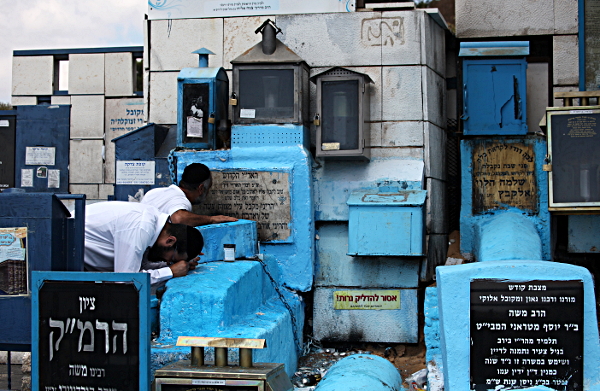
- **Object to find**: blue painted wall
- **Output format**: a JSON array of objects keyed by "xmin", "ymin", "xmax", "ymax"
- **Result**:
[{"xmin": 172, "ymin": 124, "xmax": 314, "ymax": 292}]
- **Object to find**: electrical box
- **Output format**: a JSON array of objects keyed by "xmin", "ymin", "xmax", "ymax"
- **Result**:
[
  {"xmin": 347, "ymin": 188, "xmax": 427, "ymax": 256},
  {"xmin": 460, "ymin": 42, "xmax": 529, "ymax": 136},
  {"xmin": 547, "ymin": 107, "xmax": 600, "ymax": 210},
  {"xmin": 312, "ymin": 67, "xmax": 372, "ymax": 161},
  {"xmin": 177, "ymin": 63, "xmax": 229, "ymax": 150}
]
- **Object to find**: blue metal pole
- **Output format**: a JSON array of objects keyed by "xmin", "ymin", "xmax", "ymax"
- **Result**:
[{"xmin": 579, "ymin": 0, "xmax": 585, "ymax": 90}]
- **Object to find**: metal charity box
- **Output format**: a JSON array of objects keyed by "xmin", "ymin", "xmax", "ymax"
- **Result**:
[{"xmin": 347, "ymin": 188, "xmax": 427, "ymax": 256}]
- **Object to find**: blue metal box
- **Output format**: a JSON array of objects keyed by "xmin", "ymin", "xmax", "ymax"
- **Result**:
[
  {"xmin": 112, "ymin": 123, "xmax": 174, "ymax": 201},
  {"xmin": 460, "ymin": 42, "xmax": 529, "ymax": 136},
  {"xmin": 177, "ymin": 67, "xmax": 229, "ymax": 150},
  {"xmin": 347, "ymin": 189, "xmax": 427, "ymax": 256},
  {"xmin": 0, "ymin": 192, "xmax": 85, "ymax": 350}
]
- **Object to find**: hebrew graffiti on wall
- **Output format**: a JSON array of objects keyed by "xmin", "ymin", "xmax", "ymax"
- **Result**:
[{"xmin": 361, "ymin": 17, "xmax": 405, "ymax": 47}]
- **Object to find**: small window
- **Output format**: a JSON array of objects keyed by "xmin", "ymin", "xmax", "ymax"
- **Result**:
[{"xmin": 238, "ymin": 69, "xmax": 295, "ymax": 120}]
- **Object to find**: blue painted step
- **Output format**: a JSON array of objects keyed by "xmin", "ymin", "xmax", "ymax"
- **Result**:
[{"xmin": 151, "ymin": 260, "xmax": 302, "ymax": 378}]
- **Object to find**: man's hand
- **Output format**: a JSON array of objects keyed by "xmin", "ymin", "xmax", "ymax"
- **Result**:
[
  {"xmin": 210, "ymin": 215, "xmax": 238, "ymax": 224},
  {"xmin": 188, "ymin": 256, "xmax": 200, "ymax": 270},
  {"xmin": 169, "ymin": 260, "xmax": 191, "ymax": 277}
]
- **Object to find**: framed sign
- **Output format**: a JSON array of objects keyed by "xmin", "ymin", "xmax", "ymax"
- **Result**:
[
  {"xmin": 32, "ymin": 272, "xmax": 150, "ymax": 391},
  {"xmin": 470, "ymin": 279, "xmax": 583, "ymax": 390}
]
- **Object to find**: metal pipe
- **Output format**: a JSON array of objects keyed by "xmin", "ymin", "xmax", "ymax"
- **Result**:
[
  {"xmin": 261, "ymin": 23, "xmax": 277, "ymax": 55},
  {"xmin": 240, "ymin": 348, "xmax": 253, "ymax": 368},
  {"xmin": 215, "ymin": 347, "xmax": 228, "ymax": 367},
  {"xmin": 579, "ymin": 0, "xmax": 585, "ymax": 91},
  {"xmin": 191, "ymin": 347, "xmax": 204, "ymax": 367},
  {"xmin": 7, "ymin": 351, "xmax": 11, "ymax": 390}
]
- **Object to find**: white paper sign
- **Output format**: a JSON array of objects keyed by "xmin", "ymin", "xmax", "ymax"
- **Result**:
[
  {"xmin": 21, "ymin": 169, "xmax": 33, "ymax": 187},
  {"xmin": 25, "ymin": 147, "xmax": 55, "ymax": 166},
  {"xmin": 116, "ymin": 161, "xmax": 156, "ymax": 185},
  {"xmin": 0, "ymin": 120, "xmax": 9, "ymax": 127},
  {"xmin": 48, "ymin": 170, "xmax": 60, "ymax": 188},
  {"xmin": 240, "ymin": 109, "xmax": 256, "ymax": 118}
]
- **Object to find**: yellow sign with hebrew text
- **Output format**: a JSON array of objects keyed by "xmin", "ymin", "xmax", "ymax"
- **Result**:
[{"xmin": 333, "ymin": 290, "xmax": 400, "ymax": 310}]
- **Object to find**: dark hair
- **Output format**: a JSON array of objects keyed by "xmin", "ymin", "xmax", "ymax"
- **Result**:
[
  {"xmin": 167, "ymin": 223, "xmax": 204, "ymax": 261},
  {"xmin": 179, "ymin": 163, "xmax": 211, "ymax": 190}
]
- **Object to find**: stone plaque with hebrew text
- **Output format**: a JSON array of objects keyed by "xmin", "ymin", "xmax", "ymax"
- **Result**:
[
  {"xmin": 194, "ymin": 171, "xmax": 291, "ymax": 242},
  {"xmin": 472, "ymin": 141, "xmax": 537, "ymax": 214}
]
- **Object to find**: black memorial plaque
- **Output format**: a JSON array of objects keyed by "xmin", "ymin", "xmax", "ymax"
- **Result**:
[
  {"xmin": 470, "ymin": 280, "xmax": 583, "ymax": 391},
  {"xmin": 550, "ymin": 112, "xmax": 600, "ymax": 204},
  {"xmin": 38, "ymin": 281, "xmax": 140, "ymax": 391}
]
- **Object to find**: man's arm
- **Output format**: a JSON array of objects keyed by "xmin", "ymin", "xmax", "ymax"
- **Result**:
[{"xmin": 169, "ymin": 209, "xmax": 238, "ymax": 226}]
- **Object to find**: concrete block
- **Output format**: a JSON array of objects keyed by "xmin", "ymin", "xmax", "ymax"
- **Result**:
[
  {"xmin": 381, "ymin": 66, "xmax": 423, "ymax": 121},
  {"xmin": 105, "ymin": 52, "xmax": 134, "ymax": 97},
  {"xmin": 423, "ymin": 67, "xmax": 445, "ymax": 128},
  {"xmin": 281, "ymin": 12, "xmax": 381, "ymax": 67},
  {"xmin": 104, "ymin": 98, "xmax": 145, "ymax": 183},
  {"xmin": 421, "ymin": 11, "xmax": 446, "ymax": 75},
  {"xmin": 150, "ymin": 18, "xmax": 224, "ymax": 71},
  {"xmin": 11, "ymin": 96, "xmax": 37, "ymax": 106},
  {"xmin": 68, "ymin": 53, "xmax": 104, "ymax": 95},
  {"xmin": 148, "ymin": 71, "xmax": 177, "ymax": 124},
  {"xmin": 51, "ymin": 95, "xmax": 71, "ymax": 105},
  {"xmin": 224, "ymin": 16, "xmax": 274, "ymax": 68},
  {"xmin": 382, "ymin": 121, "xmax": 424, "ymax": 148},
  {"xmin": 69, "ymin": 184, "xmax": 99, "ymax": 200},
  {"xmin": 455, "ymin": 0, "xmax": 555, "ymax": 38},
  {"xmin": 527, "ymin": 62, "xmax": 550, "ymax": 133},
  {"xmin": 425, "ymin": 177, "xmax": 447, "ymax": 234},
  {"xmin": 313, "ymin": 158, "xmax": 424, "ymax": 221},
  {"xmin": 98, "ymin": 184, "xmax": 114, "ymax": 199},
  {"xmin": 369, "ymin": 121, "xmax": 383, "ymax": 148},
  {"xmin": 371, "ymin": 145, "xmax": 423, "ymax": 160},
  {"xmin": 424, "ymin": 122, "xmax": 446, "ymax": 180},
  {"xmin": 315, "ymin": 223, "xmax": 420, "ymax": 287},
  {"xmin": 70, "ymin": 95, "xmax": 105, "ymax": 138},
  {"xmin": 69, "ymin": 139, "xmax": 104, "ymax": 183},
  {"xmin": 11, "ymin": 56, "xmax": 53, "ymax": 96},
  {"xmin": 553, "ymin": 35, "xmax": 579, "ymax": 86},
  {"xmin": 554, "ymin": 0, "xmax": 578, "ymax": 35},
  {"xmin": 195, "ymin": 220, "xmax": 258, "ymax": 261},
  {"xmin": 381, "ymin": 10, "xmax": 424, "ymax": 66},
  {"xmin": 313, "ymin": 287, "xmax": 419, "ymax": 342}
]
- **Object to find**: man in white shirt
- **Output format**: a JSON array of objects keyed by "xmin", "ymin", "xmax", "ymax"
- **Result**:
[
  {"xmin": 141, "ymin": 163, "xmax": 238, "ymax": 227},
  {"xmin": 84, "ymin": 201, "xmax": 203, "ymax": 286}
]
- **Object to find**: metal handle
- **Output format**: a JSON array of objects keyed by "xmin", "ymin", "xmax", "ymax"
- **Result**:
[{"xmin": 460, "ymin": 84, "xmax": 469, "ymax": 120}]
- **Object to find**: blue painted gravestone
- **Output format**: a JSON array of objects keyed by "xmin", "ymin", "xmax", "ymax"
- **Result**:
[{"xmin": 436, "ymin": 261, "xmax": 600, "ymax": 391}]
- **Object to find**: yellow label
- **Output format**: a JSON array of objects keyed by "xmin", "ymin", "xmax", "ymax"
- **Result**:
[{"xmin": 333, "ymin": 290, "xmax": 400, "ymax": 310}]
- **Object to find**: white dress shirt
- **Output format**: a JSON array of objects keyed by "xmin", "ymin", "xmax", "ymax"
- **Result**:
[
  {"xmin": 141, "ymin": 184, "xmax": 192, "ymax": 215},
  {"xmin": 84, "ymin": 201, "xmax": 173, "ymax": 285}
]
